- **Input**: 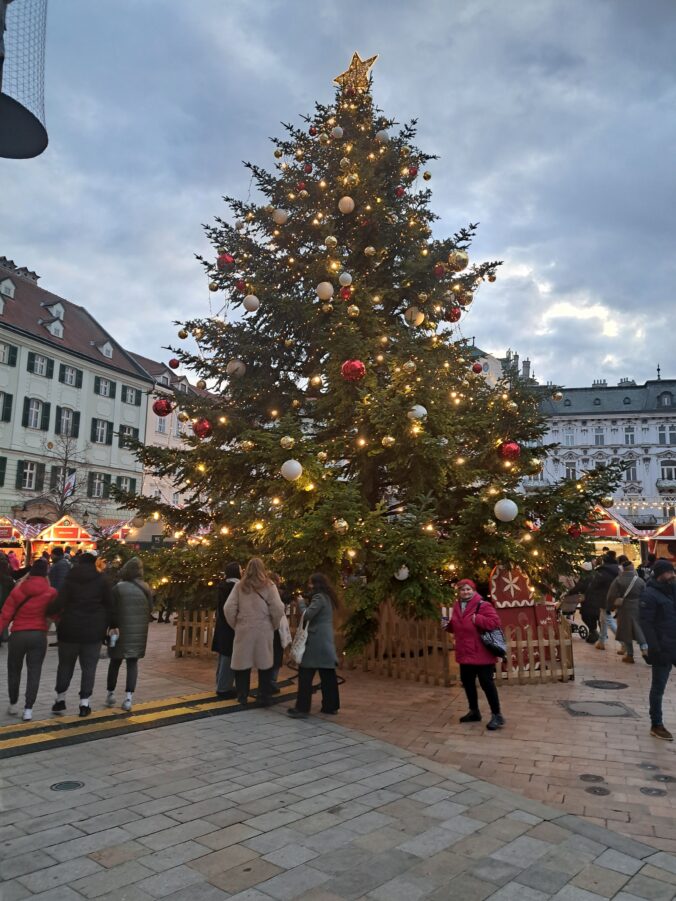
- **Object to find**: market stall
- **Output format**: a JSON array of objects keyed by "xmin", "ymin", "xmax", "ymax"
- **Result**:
[
  {"xmin": 30, "ymin": 515, "xmax": 97, "ymax": 557},
  {"xmin": 648, "ymin": 518, "xmax": 676, "ymax": 564},
  {"xmin": 0, "ymin": 516, "xmax": 35, "ymax": 566},
  {"xmin": 582, "ymin": 505, "xmax": 645, "ymax": 564}
]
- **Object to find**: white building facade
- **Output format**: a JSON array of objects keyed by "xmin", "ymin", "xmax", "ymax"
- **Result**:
[
  {"xmin": 537, "ymin": 378, "xmax": 676, "ymax": 527},
  {"xmin": 0, "ymin": 258, "xmax": 153, "ymax": 526}
]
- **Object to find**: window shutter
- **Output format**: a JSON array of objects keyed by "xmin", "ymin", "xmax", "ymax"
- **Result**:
[
  {"xmin": 103, "ymin": 473, "xmax": 112, "ymax": 498},
  {"xmin": 72, "ymin": 411, "xmax": 80, "ymax": 438},
  {"xmin": 46, "ymin": 358, "xmax": 54, "ymax": 379},
  {"xmin": 21, "ymin": 397, "xmax": 30, "ymax": 427},
  {"xmin": 94, "ymin": 376, "xmax": 101, "ymax": 395},
  {"xmin": 35, "ymin": 463, "xmax": 46, "ymax": 492},
  {"xmin": 121, "ymin": 386, "xmax": 127, "ymax": 403},
  {"xmin": 40, "ymin": 402, "xmax": 50, "ymax": 431},
  {"xmin": 109, "ymin": 381, "xmax": 117, "ymax": 399},
  {"xmin": 1, "ymin": 393, "xmax": 11, "ymax": 422},
  {"xmin": 8, "ymin": 346, "xmax": 17, "ymax": 367},
  {"xmin": 91, "ymin": 418, "xmax": 98, "ymax": 442},
  {"xmin": 75, "ymin": 369, "xmax": 83, "ymax": 389},
  {"xmin": 116, "ymin": 475, "xmax": 122, "ymax": 488},
  {"xmin": 27, "ymin": 352, "xmax": 35, "ymax": 373},
  {"xmin": 133, "ymin": 427, "xmax": 139, "ymax": 440},
  {"xmin": 50, "ymin": 465, "xmax": 60, "ymax": 490},
  {"xmin": 15, "ymin": 460, "xmax": 24, "ymax": 490},
  {"xmin": 0, "ymin": 457, "xmax": 6, "ymax": 487},
  {"xmin": 118, "ymin": 428, "xmax": 125, "ymax": 448},
  {"xmin": 55, "ymin": 405, "xmax": 62, "ymax": 435},
  {"xmin": 130, "ymin": 477, "xmax": 137, "ymax": 494},
  {"xmin": 135, "ymin": 389, "xmax": 142, "ymax": 407},
  {"xmin": 105, "ymin": 421, "xmax": 113, "ymax": 445},
  {"xmin": 87, "ymin": 472, "xmax": 95, "ymax": 497},
  {"xmin": 58, "ymin": 363, "xmax": 65, "ymax": 383}
]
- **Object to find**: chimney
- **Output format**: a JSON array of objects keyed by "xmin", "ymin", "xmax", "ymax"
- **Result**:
[
  {"xmin": 521, "ymin": 358, "xmax": 531, "ymax": 380},
  {"xmin": 592, "ymin": 379, "xmax": 607, "ymax": 388},
  {"xmin": 0, "ymin": 257, "xmax": 39, "ymax": 282}
]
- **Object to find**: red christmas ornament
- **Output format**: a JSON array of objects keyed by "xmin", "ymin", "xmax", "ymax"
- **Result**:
[
  {"xmin": 168, "ymin": 358, "xmax": 180, "ymax": 370},
  {"xmin": 192, "ymin": 418, "xmax": 213, "ymax": 439},
  {"xmin": 339, "ymin": 286, "xmax": 352, "ymax": 300},
  {"xmin": 471, "ymin": 362, "xmax": 483, "ymax": 374},
  {"xmin": 498, "ymin": 440, "xmax": 522, "ymax": 461},
  {"xmin": 567, "ymin": 524, "xmax": 582, "ymax": 539},
  {"xmin": 235, "ymin": 279, "xmax": 246, "ymax": 292},
  {"xmin": 217, "ymin": 253, "xmax": 235, "ymax": 271},
  {"xmin": 433, "ymin": 263, "xmax": 446, "ymax": 278},
  {"xmin": 345, "ymin": 86, "xmax": 356, "ymax": 97},
  {"xmin": 303, "ymin": 162, "xmax": 313, "ymax": 174},
  {"xmin": 296, "ymin": 180, "xmax": 306, "ymax": 191},
  {"xmin": 394, "ymin": 186, "xmax": 406, "ymax": 199},
  {"xmin": 408, "ymin": 165, "xmax": 419, "ymax": 178},
  {"xmin": 340, "ymin": 359, "xmax": 366, "ymax": 382},
  {"xmin": 152, "ymin": 398, "xmax": 173, "ymax": 417},
  {"xmin": 309, "ymin": 126, "xmax": 318, "ymax": 136},
  {"xmin": 446, "ymin": 306, "xmax": 462, "ymax": 323}
]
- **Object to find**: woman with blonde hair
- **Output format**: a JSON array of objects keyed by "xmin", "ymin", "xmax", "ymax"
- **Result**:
[{"xmin": 224, "ymin": 558, "xmax": 285, "ymax": 706}]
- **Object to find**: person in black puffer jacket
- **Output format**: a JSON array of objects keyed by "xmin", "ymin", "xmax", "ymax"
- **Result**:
[
  {"xmin": 46, "ymin": 552, "xmax": 114, "ymax": 717},
  {"xmin": 212, "ymin": 562, "xmax": 241, "ymax": 698},
  {"xmin": 582, "ymin": 555, "xmax": 620, "ymax": 649},
  {"xmin": 640, "ymin": 560, "xmax": 676, "ymax": 741}
]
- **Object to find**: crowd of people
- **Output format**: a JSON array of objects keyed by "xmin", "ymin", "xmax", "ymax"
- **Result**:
[{"xmin": 0, "ymin": 548, "xmax": 151, "ymax": 721}]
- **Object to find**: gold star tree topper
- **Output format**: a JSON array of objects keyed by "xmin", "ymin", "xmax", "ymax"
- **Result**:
[{"xmin": 334, "ymin": 52, "xmax": 379, "ymax": 93}]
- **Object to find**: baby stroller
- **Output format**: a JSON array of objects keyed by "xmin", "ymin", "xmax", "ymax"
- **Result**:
[{"xmin": 557, "ymin": 593, "xmax": 589, "ymax": 640}]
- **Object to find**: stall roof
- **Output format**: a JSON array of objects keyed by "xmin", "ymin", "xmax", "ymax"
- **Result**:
[
  {"xmin": 583, "ymin": 506, "xmax": 647, "ymax": 540},
  {"xmin": 651, "ymin": 518, "xmax": 676, "ymax": 540},
  {"xmin": 33, "ymin": 516, "xmax": 93, "ymax": 543}
]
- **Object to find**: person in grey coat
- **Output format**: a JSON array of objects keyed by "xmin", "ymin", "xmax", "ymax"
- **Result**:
[
  {"xmin": 607, "ymin": 556, "xmax": 647, "ymax": 663},
  {"xmin": 106, "ymin": 557, "xmax": 152, "ymax": 711},
  {"xmin": 288, "ymin": 572, "xmax": 340, "ymax": 719}
]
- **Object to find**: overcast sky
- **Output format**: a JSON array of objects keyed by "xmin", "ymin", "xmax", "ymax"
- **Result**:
[{"xmin": 2, "ymin": 0, "xmax": 674, "ymax": 387}]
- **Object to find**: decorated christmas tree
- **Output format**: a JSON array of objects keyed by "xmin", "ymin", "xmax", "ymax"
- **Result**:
[{"xmin": 120, "ymin": 54, "xmax": 620, "ymax": 650}]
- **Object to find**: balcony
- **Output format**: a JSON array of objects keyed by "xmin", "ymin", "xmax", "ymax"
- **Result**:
[{"xmin": 657, "ymin": 479, "xmax": 676, "ymax": 493}]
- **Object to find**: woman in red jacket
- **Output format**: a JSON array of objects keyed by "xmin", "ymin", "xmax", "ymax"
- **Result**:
[
  {"xmin": 0, "ymin": 558, "xmax": 57, "ymax": 721},
  {"xmin": 446, "ymin": 579, "xmax": 505, "ymax": 731}
]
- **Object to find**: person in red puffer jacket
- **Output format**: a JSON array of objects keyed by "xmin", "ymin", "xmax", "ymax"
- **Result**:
[
  {"xmin": 445, "ymin": 579, "xmax": 505, "ymax": 731},
  {"xmin": 0, "ymin": 558, "xmax": 57, "ymax": 721}
]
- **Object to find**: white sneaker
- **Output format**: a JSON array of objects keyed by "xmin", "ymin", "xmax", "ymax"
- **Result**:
[
  {"xmin": 22, "ymin": 709, "xmax": 32, "ymax": 721},
  {"xmin": 7, "ymin": 703, "xmax": 18, "ymax": 716},
  {"xmin": 105, "ymin": 692, "xmax": 116, "ymax": 708},
  {"xmin": 121, "ymin": 698, "xmax": 132, "ymax": 712}
]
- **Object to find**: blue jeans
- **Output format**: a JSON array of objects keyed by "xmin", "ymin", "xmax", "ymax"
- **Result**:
[
  {"xmin": 216, "ymin": 654, "xmax": 235, "ymax": 693},
  {"xmin": 649, "ymin": 663, "xmax": 672, "ymax": 727},
  {"xmin": 599, "ymin": 610, "xmax": 617, "ymax": 642}
]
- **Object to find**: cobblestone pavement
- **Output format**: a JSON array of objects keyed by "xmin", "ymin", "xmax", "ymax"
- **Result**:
[{"xmin": 4, "ymin": 707, "xmax": 676, "ymax": 900}]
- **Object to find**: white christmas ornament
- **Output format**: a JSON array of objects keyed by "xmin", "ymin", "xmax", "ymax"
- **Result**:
[
  {"xmin": 375, "ymin": 129, "xmax": 390, "ymax": 143},
  {"xmin": 407, "ymin": 404, "xmax": 428, "ymax": 421},
  {"xmin": 315, "ymin": 281, "xmax": 334, "ymax": 301},
  {"xmin": 226, "ymin": 359, "xmax": 246, "ymax": 378},
  {"xmin": 404, "ymin": 306, "xmax": 425, "ymax": 327},
  {"xmin": 394, "ymin": 565, "xmax": 410, "ymax": 581},
  {"xmin": 338, "ymin": 196, "xmax": 355, "ymax": 214},
  {"xmin": 281, "ymin": 459, "xmax": 303, "ymax": 481},
  {"xmin": 271, "ymin": 209, "xmax": 289, "ymax": 225},
  {"xmin": 331, "ymin": 126, "xmax": 344, "ymax": 139},
  {"xmin": 243, "ymin": 294, "xmax": 260, "ymax": 312},
  {"xmin": 494, "ymin": 498, "xmax": 519, "ymax": 522},
  {"xmin": 338, "ymin": 272, "xmax": 353, "ymax": 287}
]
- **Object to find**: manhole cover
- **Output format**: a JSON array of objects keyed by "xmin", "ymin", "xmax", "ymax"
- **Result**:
[
  {"xmin": 641, "ymin": 786, "xmax": 667, "ymax": 797},
  {"xmin": 585, "ymin": 786, "xmax": 611, "ymax": 796},
  {"xmin": 638, "ymin": 763, "xmax": 659, "ymax": 771},
  {"xmin": 560, "ymin": 700, "xmax": 636, "ymax": 718},
  {"xmin": 653, "ymin": 774, "xmax": 676, "ymax": 783},
  {"xmin": 583, "ymin": 680, "xmax": 628, "ymax": 691},
  {"xmin": 50, "ymin": 781, "xmax": 84, "ymax": 792},
  {"xmin": 579, "ymin": 774, "xmax": 605, "ymax": 783}
]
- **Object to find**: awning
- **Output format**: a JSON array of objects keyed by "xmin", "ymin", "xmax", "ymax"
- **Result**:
[{"xmin": 33, "ymin": 515, "xmax": 94, "ymax": 544}]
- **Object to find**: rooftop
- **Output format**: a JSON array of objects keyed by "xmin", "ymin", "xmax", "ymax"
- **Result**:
[{"xmin": 541, "ymin": 379, "xmax": 676, "ymax": 416}]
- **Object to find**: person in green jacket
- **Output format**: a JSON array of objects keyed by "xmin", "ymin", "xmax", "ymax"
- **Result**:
[{"xmin": 106, "ymin": 557, "xmax": 152, "ymax": 711}]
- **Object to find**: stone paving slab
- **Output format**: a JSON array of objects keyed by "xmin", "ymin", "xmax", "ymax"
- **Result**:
[{"xmin": 3, "ymin": 708, "xmax": 676, "ymax": 899}]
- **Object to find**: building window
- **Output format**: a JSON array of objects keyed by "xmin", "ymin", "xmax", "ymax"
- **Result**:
[
  {"xmin": 624, "ymin": 427, "xmax": 635, "ymax": 445},
  {"xmin": 0, "ymin": 342, "xmax": 17, "ymax": 366},
  {"xmin": 625, "ymin": 462, "xmax": 638, "ymax": 482},
  {"xmin": 22, "ymin": 461, "xmax": 37, "ymax": 490},
  {"xmin": 594, "ymin": 427, "xmax": 605, "ymax": 446},
  {"xmin": 659, "ymin": 392, "xmax": 673, "ymax": 408},
  {"xmin": 565, "ymin": 462, "xmax": 577, "ymax": 480},
  {"xmin": 118, "ymin": 476, "xmax": 131, "ymax": 492},
  {"xmin": 98, "ymin": 378, "xmax": 112, "ymax": 397},
  {"xmin": 121, "ymin": 385, "xmax": 140, "ymax": 405},
  {"xmin": 27, "ymin": 399, "xmax": 42, "ymax": 429},
  {"xmin": 118, "ymin": 425, "xmax": 139, "ymax": 448},
  {"xmin": 174, "ymin": 417, "xmax": 182, "ymax": 437},
  {"xmin": 658, "ymin": 425, "xmax": 676, "ymax": 445},
  {"xmin": 0, "ymin": 277, "xmax": 15, "ymax": 298},
  {"xmin": 91, "ymin": 473, "xmax": 106, "ymax": 498},
  {"xmin": 63, "ymin": 366, "xmax": 77, "ymax": 386},
  {"xmin": 661, "ymin": 461, "xmax": 676, "ymax": 481},
  {"xmin": 159, "ymin": 375, "xmax": 170, "ymax": 386},
  {"xmin": 563, "ymin": 429, "xmax": 574, "ymax": 447},
  {"xmin": 172, "ymin": 492, "xmax": 180, "ymax": 505},
  {"xmin": 33, "ymin": 354, "xmax": 48, "ymax": 376},
  {"xmin": 156, "ymin": 416, "xmax": 167, "ymax": 434},
  {"xmin": 95, "ymin": 420, "xmax": 107, "ymax": 443},
  {"xmin": 59, "ymin": 408, "xmax": 73, "ymax": 436}
]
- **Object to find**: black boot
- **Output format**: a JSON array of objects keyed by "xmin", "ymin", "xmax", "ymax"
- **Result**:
[
  {"xmin": 459, "ymin": 710, "xmax": 481, "ymax": 723},
  {"xmin": 486, "ymin": 714, "xmax": 505, "ymax": 731}
]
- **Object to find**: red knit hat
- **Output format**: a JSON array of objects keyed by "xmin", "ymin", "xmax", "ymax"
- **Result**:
[{"xmin": 456, "ymin": 578, "xmax": 477, "ymax": 590}]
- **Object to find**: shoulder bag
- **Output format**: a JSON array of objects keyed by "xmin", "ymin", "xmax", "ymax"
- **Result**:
[
  {"xmin": 476, "ymin": 600, "xmax": 508, "ymax": 659},
  {"xmin": 289, "ymin": 612, "xmax": 309, "ymax": 664},
  {"xmin": 614, "ymin": 573, "xmax": 638, "ymax": 609}
]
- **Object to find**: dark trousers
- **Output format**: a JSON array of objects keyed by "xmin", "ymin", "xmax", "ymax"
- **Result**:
[
  {"xmin": 107, "ymin": 657, "xmax": 139, "ymax": 693},
  {"xmin": 215, "ymin": 654, "xmax": 235, "ymax": 693},
  {"xmin": 234, "ymin": 667, "xmax": 273, "ymax": 703},
  {"xmin": 580, "ymin": 602, "xmax": 599, "ymax": 639},
  {"xmin": 55, "ymin": 641, "xmax": 101, "ymax": 700},
  {"xmin": 459, "ymin": 663, "xmax": 501, "ymax": 716},
  {"xmin": 296, "ymin": 666, "xmax": 340, "ymax": 714},
  {"xmin": 650, "ymin": 663, "xmax": 672, "ymax": 727},
  {"xmin": 7, "ymin": 631, "xmax": 47, "ymax": 708}
]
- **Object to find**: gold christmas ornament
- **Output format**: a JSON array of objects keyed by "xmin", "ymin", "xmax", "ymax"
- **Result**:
[
  {"xmin": 347, "ymin": 173, "xmax": 359, "ymax": 187},
  {"xmin": 338, "ymin": 196, "xmax": 355, "ymax": 214},
  {"xmin": 403, "ymin": 360, "xmax": 417, "ymax": 373},
  {"xmin": 528, "ymin": 458, "xmax": 544, "ymax": 474},
  {"xmin": 400, "ymin": 146, "xmax": 410, "ymax": 157},
  {"xmin": 321, "ymin": 303, "xmax": 334, "ymax": 313},
  {"xmin": 284, "ymin": 338, "xmax": 294, "ymax": 348},
  {"xmin": 347, "ymin": 304, "xmax": 360, "ymax": 318},
  {"xmin": 196, "ymin": 379, "xmax": 207, "ymax": 390},
  {"xmin": 447, "ymin": 249, "xmax": 469, "ymax": 272},
  {"xmin": 404, "ymin": 306, "xmax": 425, "ymax": 327},
  {"xmin": 177, "ymin": 329, "xmax": 189, "ymax": 339},
  {"xmin": 552, "ymin": 390, "xmax": 564, "ymax": 401},
  {"xmin": 334, "ymin": 51, "xmax": 379, "ymax": 94},
  {"xmin": 177, "ymin": 411, "xmax": 190, "ymax": 423},
  {"xmin": 292, "ymin": 399, "xmax": 302, "ymax": 409},
  {"xmin": 317, "ymin": 451, "xmax": 328, "ymax": 462},
  {"xmin": 381, "ymin": 435, "xmax": 396, "ymax": 448},
  {"xmin": 364, "ymin": 245, "xmax": 376, "ymax": 256},
  {"xmin": 208, "ymin": 281, "xmax": 219, "ymax": 292},
  {"xmin": 274, "ymin": 148, "xmax": 283, "ymax": 159},
  {"xmin": 488, "ymin": 273, "xmax": 497, "ymax": 283},
  {"xmin": 339, "ymin": 157, "xmax": 351, "ymax": 170},
  {"xmin": 240, "ymin": 440, "xmax": 255, "ymax": 452},
  {"xmin": 280, "ymin": 436, "xmax": 295, "ymax": 450},
  {"xmin": 192, "ymin": 328, "xmax": 203, "ymax": 339},
  {"xmin": 423, "ymin": 171, "xmax": 432, "ymax": 181},
  {"xmin": 333, "ymin": 517, "xmax": 349, "ymax": 534},
  {"xmin": 319, "ymin": 132, "xmax": 329, "ymax": 145},
  {"xmin": 324, "ymin": 235, "xmax": 338, "ymax": 249},
  {"xmin": 298, "ymin": 189, "xmax": 309, "ymax": 199},
  {"xmin": 418, "ymin": 292, "xmax": 429, "ymax": 302}
]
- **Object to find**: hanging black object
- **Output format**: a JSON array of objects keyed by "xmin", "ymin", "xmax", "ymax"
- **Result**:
[{"xmin": 0, "ymin": 0, "xmax": 49, "ymax": 159}]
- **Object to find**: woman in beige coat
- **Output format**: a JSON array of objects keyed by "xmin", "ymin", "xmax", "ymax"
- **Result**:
[{"xmin": 224, "ymin": 558, "xmax": 285, "ymax": 706}]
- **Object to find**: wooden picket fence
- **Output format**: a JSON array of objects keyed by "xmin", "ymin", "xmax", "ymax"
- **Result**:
[{"xmin": 174, "ymin": 601, "xmax": 574, "ymax": 686}]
